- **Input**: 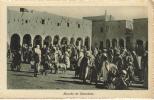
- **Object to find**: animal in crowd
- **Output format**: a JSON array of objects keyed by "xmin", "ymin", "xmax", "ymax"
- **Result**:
[
  {"xmin": 57, "ymin": 63, "xmax": 67, "ymax": 73},
  {"xmin": 75, "ymin": 66, "xmax": 80, "ymax": 78}
]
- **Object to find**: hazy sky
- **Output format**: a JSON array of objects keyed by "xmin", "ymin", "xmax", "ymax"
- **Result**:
[{"xmin": 9, "ymin": 6, "xmax": 148, "ymax": 20}]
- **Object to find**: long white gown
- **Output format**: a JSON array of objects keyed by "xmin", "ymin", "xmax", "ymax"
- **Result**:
[{"xmin": 102, "ymin": 60, "xmax": 110, "ymax": 81}]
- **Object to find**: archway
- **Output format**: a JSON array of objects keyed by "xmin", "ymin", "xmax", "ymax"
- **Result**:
[
  {"xmin": 106, "ymin": 39, "xmax": 110, "ymax": 49},
  {"xmin": 44, "ymin": 36, "xmax": 52, "ymax": 47},
  {"xmin": 53, "ymin": 35, "xmax": 60, "ymax": 45},
  {"xmin": 23, "ymin": 34, "xmax": 31, "ymax": 46},
  {"xmin": 61, "ymin": 37, "xmax": 68, "ymax": 45},
  {"xmin": 119, "ymin": 39, "xmax": 124, "ymax": 48},
  {"xmin": 136, "ymin": 40, "xmax": 144, "ymax": 56},
  {"xmin": 10, "ymin": 33, "xmax": 20, "ymax": 51},
  {"xmin": 99, "ymin": 41, "xmax": 104, "ymax": 50},
  {"xmin": 33, "ymin": 35, "xmax": 42, "ymax": 48},
  {"xmin": 84, "ymin": 36, "xmax": 90, "ymax": 50},
  {"xmin": 70, "ymin": 37, "xmax": 75, "ymax": 45},
  {"xmin": 22, "ymin": 34, "xmax": 32, "ymax": 62},
  {"xmin": 145, "ymin": 41, "xmax": 148, "ymax": 50},
  {"xmin": 112, "ymin": 39, "xmax": 117, "ymax": 49},
  {"xmin": 76, "ymin": 37, "xmax": 83, "ymax": 46},
  {"xmin": 126, "ymin": 37, "xmax": 131, "ymax": 50}
]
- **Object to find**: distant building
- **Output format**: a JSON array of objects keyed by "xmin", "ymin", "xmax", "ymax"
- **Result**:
[
  {"xmin": 84, "ymin": 12, "xmax": 148, "ymax": 53},
  {"xmin": 133, "ymin": 18, "xmax": 148, "ymax": 55}
]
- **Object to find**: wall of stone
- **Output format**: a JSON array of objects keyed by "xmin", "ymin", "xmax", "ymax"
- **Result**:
[
  {"xmin": 7, "ymin": 8, "xmax": 148, "ymax": 51},
  {"xmin": 90, "ymin": 20, "xmax": 133, "ymax": 48},
  {"xmin": 7, "ymin": 9, "xmax": 92, "ymax": 47},
  {"xmin": 85, "ymin": 17, "xmax": 147, "ymax": 50},
  {"xmin": 133, "ymin": 18, "xmax": 148, "ymax": 47},
  {"xmin": 105, "ymin": 20, "xmax": 127, "ymax": 40},
  {"xmin": 91, "ymin": 21, "xmax": 106, "ymax": 48}
]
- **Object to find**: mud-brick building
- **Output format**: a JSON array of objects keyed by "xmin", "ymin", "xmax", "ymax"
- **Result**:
[
  {"xmin": 7, "ymin": 8, "xmax": 92, "ymax": 51},
  {"xmin": 133, "ymin": 18, "xmax": 148, "ymax": 55},
  {"xmin": 7, "ymin": 8, "xmax": 148, "ymax": 54},
  {"xmin": 84, "ymin": 15, "xmax": 134, "ymax": 50},
  {"xmin": 84, "ymin": 14, "xmax": 148, "ymax": 52}
]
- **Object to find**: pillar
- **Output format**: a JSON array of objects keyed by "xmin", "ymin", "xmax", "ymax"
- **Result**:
[
  {"xmin": 31, "ymin": 36, "xmax": 34, "ymax": 47},
  {"xmin": 42, "ymin": 36, "xmax": 46, "ymax": 47},
  {"xmin": 73, "ymin": 37, "xmax": 77, "ymax": 46},
  {"xmin": 117, "ymin": 39, "xmax": 119, "ymax": 49},
  {"xmin": 124, "ymin": 39, "xmax": 126, "ymax": 49},
  {"xmin": 67, "ymin": 37, "xmax": 71, "ymax": 45},
  {"xmin": 90, "ymin": 37, "xmax": 92, "ymax": 51},
  {"xmin": 51, "ymin": 36, "xmax": 54, "ymax": 45},
  {"xmin": 82, "ymin": 37, "xmax": 85, "ymax": 47},
  {"xmin": 20, "ymin": 34, "xmax": 23, "ymax": 47},
  {"xmin": 132, "ymin": 39, "xmax": 136, "ymax": 51},
  {"xmin": 20, "ymin": 34, "xmax": 23, "ymax": 62},
  {"xmin": 143, "ymin": 41, "xmax": 146, "ymax": 51},
  {"xmin": 58, "ymin": 37, "xmax": 62, "ymax": 46}
]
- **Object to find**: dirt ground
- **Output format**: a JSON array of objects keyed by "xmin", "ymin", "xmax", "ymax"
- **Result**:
[{"xmin": 7, "ymin": 63, "xmax": 146, "ymax": 90}]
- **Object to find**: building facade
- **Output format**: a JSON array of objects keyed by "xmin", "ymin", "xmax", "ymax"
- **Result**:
[
  {"xmin": 133, "ymin": 18, "xmax": 148, "ymax": 55},
  {"xmin": 7, "ymin": 8, "xmax": 92, "ymax": 51},
  {"xmin": 7, "ymin": 8, "xmax": 148, "ymax": 54},
  {"xmin": 84, "ymin": 14, "xmax": 148, "ymax": 53}
]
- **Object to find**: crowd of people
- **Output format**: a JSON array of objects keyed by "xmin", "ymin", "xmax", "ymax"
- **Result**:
[{"xmin": 8, "ymin": 43, "xmax": 148, "ymax": 89}]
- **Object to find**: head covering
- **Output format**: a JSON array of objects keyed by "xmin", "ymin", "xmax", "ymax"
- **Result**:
[
  {"xmin": 36, "ymin": 45, "xmax": 40, "ymax": 49},
  {"xmin": 86, "ymin": 51, "xmax": 91, "ymax": 57},
  {"xmin": 132, "ymin": 50, "xmax": 136, "ymax": 54},
  {"xmin": 98, "ymin": 50, "xmax": 102, "ymax": 54},
  {"xmin": 122, "ymin": 70, "xmax": 127, "ymax": 75},
  {"xmin": 53, "ymin": 46, "xmax": 56, "ymax": 50},
  {"xmin": 80, "ymin": 49, "xmax": 84, "ymax": 52},
  {"xmin": 115, "ymin": 50, "xmax": 120, "ymax": 55},
  {"xmin": 103, "ymin": 49, "xmax": 107, "ymax": 53},
  {"xmin": 65, "ymin": 51, "xmax": 69, "ymax": 57},
  {"xmin": 102, "ymin": 53, "xmax": 107, "ymax": 57},
  {"xmin": 145, "ymin": 50, "xmax": 148, "ymax": 54},
  {"xmin": 47, "ymin": 49, "xmax": 50, "ymax": 53}
]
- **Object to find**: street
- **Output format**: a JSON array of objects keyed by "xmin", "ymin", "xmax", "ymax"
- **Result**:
[{"xmin": 7, "ymin": 62, "xmax": 145, "ymax": 90}]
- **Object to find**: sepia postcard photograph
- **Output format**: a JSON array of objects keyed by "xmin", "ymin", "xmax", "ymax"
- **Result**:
[
  {"xmin": 0, "ymin": 0, "xmax": 154, "ymax": 99},
  {"xmin": 7, "ymin": 6, "xmax": 148, "ymax": 90}
]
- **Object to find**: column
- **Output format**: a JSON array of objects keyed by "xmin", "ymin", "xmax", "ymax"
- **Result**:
[
  {"xmin": 132, "ymin": 39, "xmax": 136, "ymax": 51},
  {"xmin": 31, "ymin": 36, "xmax": 34, "ymax": 48},
  {"xmin": 74, "ymin": 37, "xmax": 77, "ymax": 46},
  {"xmin": 124, "ymin": 39, "xmax": 126, "ymax": 49},
  {"xmin": 20, "ymin": 34, "xmax": 23, "ymax": 47},
  {"xmin": 51, "ymin": 36, "xmax": 54, "ymax": 45},
  {"xmin": 42, "ymin": 36, "xmax": 45, "ymax": 47},
  {"xmin": 143, "ymin": 41, "xmax": 146, "ymax": 51},
  {"xmin": 67, "ymin": 37, "xmax": 71, "ymax": 45},
  {"xmin": 105, "ymin": 39, "xmax": 107, "ymax": 48},
  {"xmin": 109, "ymin": 39, "xmax": 112, "ymax": 48},
  {"xmin": 117, "ymin": 39, "xmax": 119, "ymax": 49},
  {"xmin": 58, "ymin": 37, "xmax": 62, "ymax": 46},
  {"xmin": 82, "ymin": 37, "xmax": 85, "ymax": 47},
  {"xmin": 90, "ymin": 37, "xmax": 92, "ymax": 51},
  {"xmin": 20, "ymin": 34, "xmax": 23, "ymax": 62}
]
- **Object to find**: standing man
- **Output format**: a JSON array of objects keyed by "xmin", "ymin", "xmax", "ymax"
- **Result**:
[
  {"xmin": 41, "ymin": 44, "xmax": 47, "ymax": 64},
  {"xmin": 101, "ymin": 53, "xmax": 110, "ymax": 83},
  {"xmin": 141, "ymin": 50, "xmax": 148, "ymax": 88},
  {"xmin": 80, "ymin": 51, "xmax": 90, "ymax": 83},
  {"xmin": 34, "ymin": 45, "xmax": 41, "ymax": 77},
  {"xmin": 78, "ymin": 49, "xmax": 84, "ymax": 79},
  {"xmin": 11, "ymin": 51, "xmax": 21, "ymax": 71},
  {"xmin": 64, "ymin": 51, "xmax": 70, "ymax": 69}
]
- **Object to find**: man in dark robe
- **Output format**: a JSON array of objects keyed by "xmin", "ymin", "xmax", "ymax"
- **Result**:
[{"xmin": 11, "ymin": 51, "xmax": 21, "ymax": 71}]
